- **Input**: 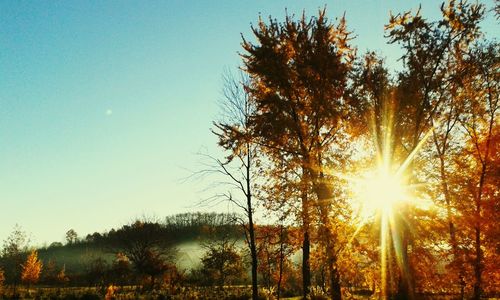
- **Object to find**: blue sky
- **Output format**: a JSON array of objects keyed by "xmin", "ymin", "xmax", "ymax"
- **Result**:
[{"xmin": 1, "ymin": 0, "xmax": 497, "ymax": 245}]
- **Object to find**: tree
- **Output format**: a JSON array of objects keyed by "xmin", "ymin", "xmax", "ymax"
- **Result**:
[
  {"xmin": 65, "ymin": 229, "xmax": 78, "ymax": 245},
  {"xmin": 49, "ymin": 242, "xmax": 63, "ymax": 248},
  {"xmin": 210, "ymin": 70, "xmax": 260, "ymax": 300},
  {"xmin": 42, "ymin": 259, "xmax": 58, "ymax": 285},
  {"xmin": 1, "ymin": 225, "xmax": 30, "ymax": 288},
  {"xmin": 107, "ymin": 219, "xmax": 176, "ymax": 288},
  {"xmin": 56, "ymin": 265, "xmax": 70, "ymax": 286},
  {"xmin": 86, "ymin": 258, "xmax": 108, "ymax": 291},
  {"xmin": 256, "ymin": 224, "xmax": 295, "ymax": 299},
  {"xmin": 139, "ymin": 249, "xmax": 172, "ymax": 288},
  {"xmin": 212, "ymin": 73, "xmax": 259, "ymax": 300},
  {"xmin": 383, "ymin": 1, "xmax": 485, "ymax": 298},
  {"xmin": 42, "ymin": 260, "xmax": 69, "ymax": 287},
  {"xmin": 241, "ymin": 9, "xmax": 356, "ymax": 299},
  {"xmin": 21, "ymin": 250, "xmax": 43, "ymax": 292},
  {"xmin": 110, "ymin": 253, "xmax": 132, "ymax": 287},
  {"xmin": 454, "ymin": 41, "xmax": 499, "ymax": 299},
  {"xmin": 200, "ymin": 233, "xmax": 245, "ymax": 287}
]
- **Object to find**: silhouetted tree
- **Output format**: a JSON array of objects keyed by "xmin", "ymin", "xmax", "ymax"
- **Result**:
[
  {"xmin": 86, "ymin": 258, "xmax": 108, "ymax": 291},
  {"xmin": 65, "ymin": 229, "xmax": 78, "ymax": 245},
  {"xmin": 454, "ymin": 41, "xmax": 499, "ymax": 299},
  {"xmin": 385, "ymin": 1, "xmax": 485, "ymax": 298},
  {"xmin": 256, "ymin": 224, "xmax": 295, "ymax": 299},
  {"xmin": 41, "ymin": 259, "xmax": 58, "ymax": 285},
  {"xmin": 241, "ymin": 8, "xmax": 356, "ymax": 299},
  {"xmin": 1, "ymin": 225, "xmax": 30, "ymax": 288},
  {"xmin": 200, "ymin": 233, "xmax": 245, "ymax": 287},
  {"xmin": 48, "ymin": 242, "xmax": 63, "ymax": 248},
  {"xmin": 107, "ymin": 219, "xmax": 176, "ymax": 288},
  {"xmin": 211, "ymin": 70, "xmax": 259, "ymax": 300}
]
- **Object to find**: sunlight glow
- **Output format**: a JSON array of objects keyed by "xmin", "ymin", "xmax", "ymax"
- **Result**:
[
  {"xmin": 349, "ymin": 166, "xmax": 412, "ymax": 299},
  {"xmin": 355, "ymin": 168, "xmax": 409, "ymax": 219},
  {"xmin": 345, "ymin": 121, "xmax": 439, "ymax": 298}
]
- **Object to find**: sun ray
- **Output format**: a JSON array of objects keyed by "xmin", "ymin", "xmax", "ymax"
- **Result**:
[
  {"xmin": 395, "ymin": 122, "xmax": 439, "ymax": 178},
  {"xmin": 325, "ymin": 115, "xmax": 443, "ymax": 297}
]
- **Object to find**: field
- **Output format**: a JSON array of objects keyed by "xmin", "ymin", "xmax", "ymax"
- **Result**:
[{"xmin": 1, "ymin": 285, "xmax": 486, "ymax": 300}]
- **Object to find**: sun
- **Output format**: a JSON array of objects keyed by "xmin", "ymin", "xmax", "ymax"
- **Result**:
[{"xmin": 353, "ymin": 167, "xmax": 409, "ymax": 219}]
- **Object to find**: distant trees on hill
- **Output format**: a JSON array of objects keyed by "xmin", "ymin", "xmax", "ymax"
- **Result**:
[{"xmin": 0, "ymin": 212, "xmax": 245, "ymax": 291}]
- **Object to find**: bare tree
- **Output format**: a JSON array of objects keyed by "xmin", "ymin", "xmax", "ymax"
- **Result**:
[{"xmin": 204, "ymin": 70, "xmax": 260, "ymax": 300}]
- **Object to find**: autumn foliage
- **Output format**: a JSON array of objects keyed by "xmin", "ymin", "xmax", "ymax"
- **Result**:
[
  {"xmin": 0, "ymin": 1, "xmax": 497, "ymax": 299},
  {"xmin": 211, "ymin": 1, "xmax": 498, "ymax": 299},
  {"xmin": 21, "ymin": 250, "xmax": 42, "ymax": 288}
]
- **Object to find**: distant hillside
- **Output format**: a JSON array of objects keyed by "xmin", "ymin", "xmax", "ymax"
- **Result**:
[{"xmin": 35, "ymin": 212, "xmax": 244, "ymax": 275}]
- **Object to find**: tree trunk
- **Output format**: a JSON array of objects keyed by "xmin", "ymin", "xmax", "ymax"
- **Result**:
[
  {"xmin": 439, "ymin": 156, "xmax": 466, "ymax": 298},
  {"xmin": 473, "ymin": 225, "xmax": 482, "ymax": 300},
  {"xmin": 313, "ymin": 166, "xmax": 342, "ymax": 300},
  {"xmin": 277, "ymin": 224, "xmax": 285, "ymax": 300},
  {"xmin": 330, "ymin": 257, "xmax": 342, "ymax": 300},
  {"xmin": 302, "ymin": 230, "xmax": 311, "ymax": 299},
  {"xmin": 433, "ymin": 128, "xmax": 466, "ymax": 298},
  {"xmin": 246, "ymin": 149, "xmax": 259, "ymax": 300},
  {"xmin": 248, "ymin": 218, "xmax": 258, "ymax": 300},
  {"xmin": 395, "ymin": 210, "xmax": 414, "ymax": 300},
  {"xmin": 318, "ymin": 201, "xmax": 341, "ymax": 300},
  {"xmin": 301, "ymin": 168, "xmax": 311, "ymax": 299},
  {"xmin": 473, "ymin": 161, "xmax": 487, "ymax": 300}
]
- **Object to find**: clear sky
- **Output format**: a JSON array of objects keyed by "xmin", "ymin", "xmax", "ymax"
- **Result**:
[{"xmin": 1, "ymin": 0, "xmax": 497, "ymax": 245}]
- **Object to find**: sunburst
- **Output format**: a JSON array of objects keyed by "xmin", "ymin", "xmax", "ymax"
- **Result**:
[{"xmin": 331, "ymin": 118, "xmax": 439, "ymax": 298}]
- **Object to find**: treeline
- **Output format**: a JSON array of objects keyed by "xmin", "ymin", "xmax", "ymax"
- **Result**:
[
  {"xmin": 0, "ymin": 212, "xmax": 243, "ymax": 290},
  {"xmin": 0, "ymin": 212, "xmax": 311, "ymax": 298},
  {"xmin": 59, "ymin": 211, "xmax": 242, "ymax": 247}
]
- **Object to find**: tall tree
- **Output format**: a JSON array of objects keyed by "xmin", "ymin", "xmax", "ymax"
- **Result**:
[
  {"xmin": 241, "ymin": 9, "xmax": 355, "ymax": 298},
  {"xmin": 455, "ymin": 41, "xmax": 499, "ymax": 299},
  {"xmin": 211, "ymin": 71, "xmax": 260, "ymax": 300},
  {"xmin": 385, "ymin": 1, "xmax": 485, "ymax": 297}
]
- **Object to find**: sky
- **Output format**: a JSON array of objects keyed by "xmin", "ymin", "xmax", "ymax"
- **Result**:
[{"xmin": 0, "ymin": 0, "xmax": 498, "ymax": 246}]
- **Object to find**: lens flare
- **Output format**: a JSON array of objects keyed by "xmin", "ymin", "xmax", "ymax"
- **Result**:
[
  {"xmin": 342, "ymin": 124, "xmax": 439, "ymax": 297},
  {"xmin": 355, "ymin": 168, "xmax": 409, "ymax": 219}
]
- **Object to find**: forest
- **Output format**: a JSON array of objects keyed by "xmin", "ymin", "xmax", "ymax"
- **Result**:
[{"xmin": 1, "ymin": 1, "xmax": 498, "ymax": 299}]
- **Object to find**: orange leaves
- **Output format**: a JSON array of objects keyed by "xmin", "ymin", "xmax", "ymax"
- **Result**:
[{"xmin": 21, "ymin": 250, "xmax": 43, "ymax": 285}]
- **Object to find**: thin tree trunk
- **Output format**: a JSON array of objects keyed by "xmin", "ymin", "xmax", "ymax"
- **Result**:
[
  {"xmin": 473, "ymin": 162, "xmax": 487, "ymax": 300},
  {"xmin": 246, "ymin": 147, "xmax": 259, "ymax": 300},
  {"xmin": 314, "ymin": 167, "xmax": 342, "ymax": 300},
  {"xmin": 395, "ymin": 204, "xmax": 414, "ymax": 300},
  {"xmin": 330, "ymin": 256, "xmax": 342, "ymax": 300},
  {"xmin": 301, "ymin": 168, "xmax": 311, "ymax": 299},
  {"xmin": 277, "ymin": 224, "xmax": 285, "ymax": 300},
  {"xmin": 471, "ymin": 101, "xmax": 495, "ymax": 300},
  {"xmin": 436, "ymin": 151, "xmax": 466, "ymax": 298},
  {"xmin": 302, "ymin": 230, "xmax": 311, "ymax": 299}
]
